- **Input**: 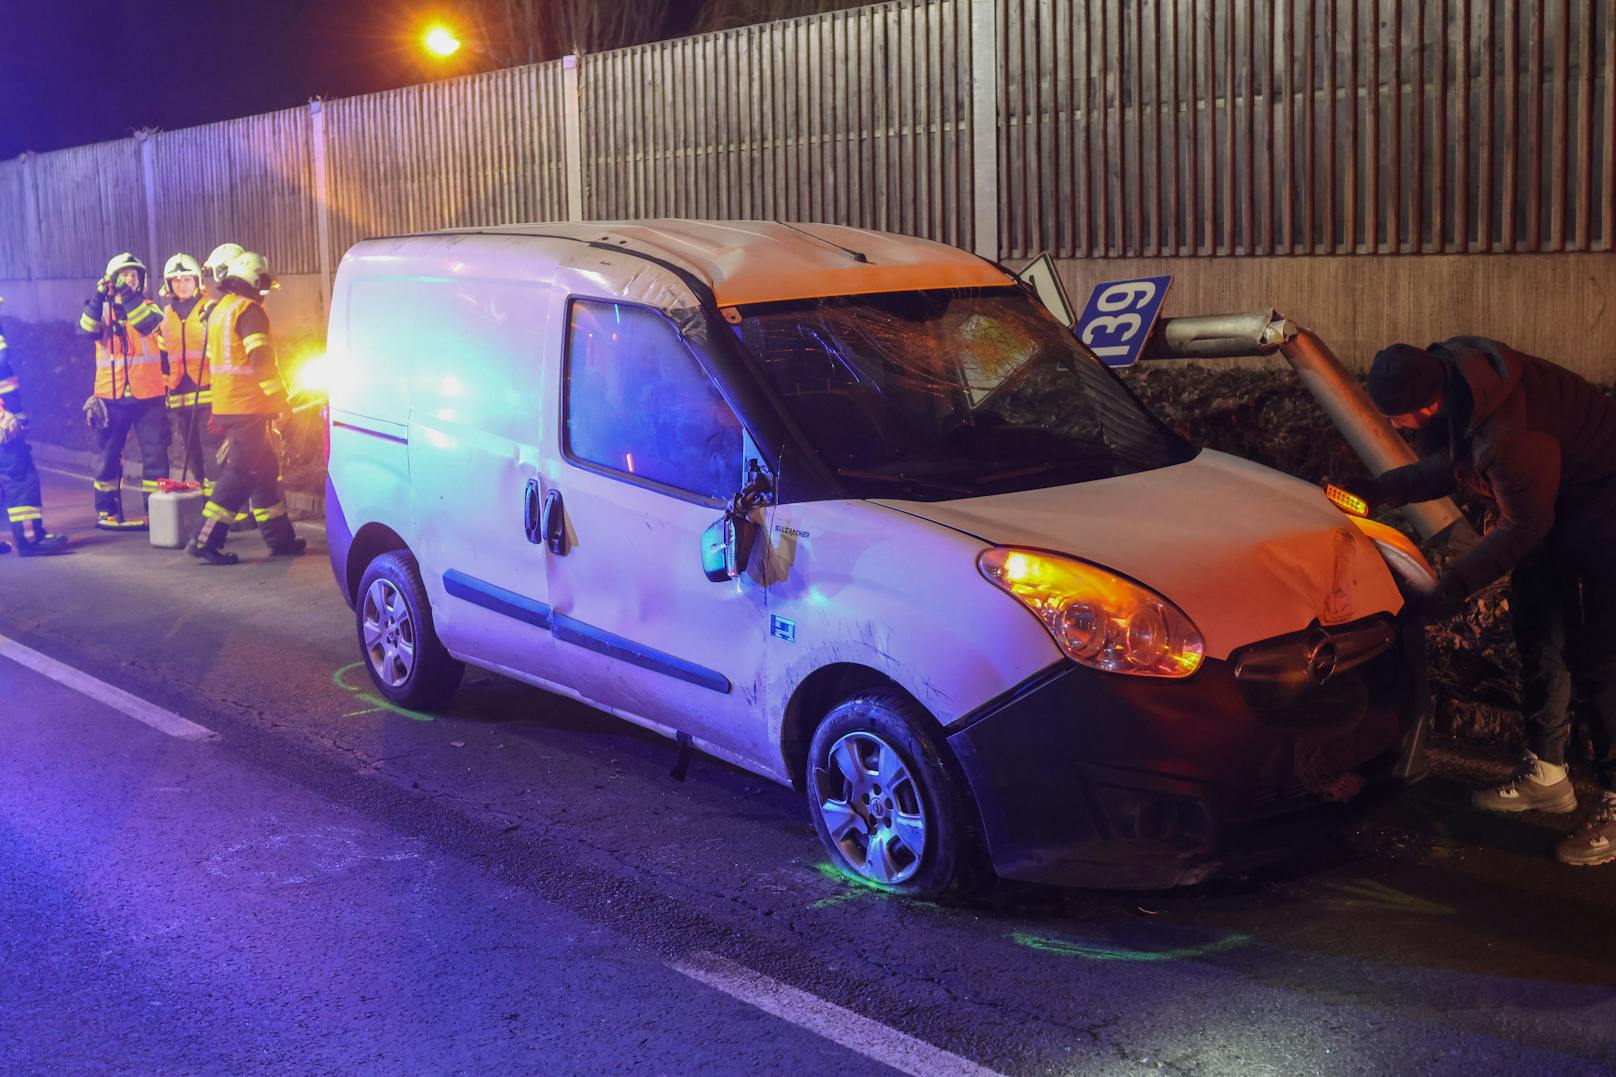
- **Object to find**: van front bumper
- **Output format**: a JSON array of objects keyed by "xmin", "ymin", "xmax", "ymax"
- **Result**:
[{"xmin": 945, "ymin": 614, "xmax": 1428, "ymax": 890}]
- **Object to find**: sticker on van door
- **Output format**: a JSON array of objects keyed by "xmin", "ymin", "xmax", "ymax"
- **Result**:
[{"xmin": 770, "ymin": 615, "xmax": 797, "ymax": 643}]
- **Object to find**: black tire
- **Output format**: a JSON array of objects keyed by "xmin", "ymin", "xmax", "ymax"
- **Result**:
[
  {"xmin": 355, "ymin": 550, "xmax": 464, "ymax": 710},
  {"xmin": 806, "ymin": 692, "xmax": 992, "ymax": 900}
]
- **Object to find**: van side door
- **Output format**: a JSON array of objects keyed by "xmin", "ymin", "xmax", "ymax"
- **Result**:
[{"xmin": 538, "ymin": 297, "xmax": 771, "ymax": 764}]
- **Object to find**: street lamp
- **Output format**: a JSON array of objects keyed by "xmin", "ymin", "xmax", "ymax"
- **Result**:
[{"xmin": 422, "ymin": 24, "xmax": 462, "ymax": 58}]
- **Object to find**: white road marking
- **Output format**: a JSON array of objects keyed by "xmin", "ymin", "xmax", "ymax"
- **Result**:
[
  {"xmin": 669, "ymin": 950, "xmax": 1004, "ymax": 1077},
  {"xmin": 0, "ymin": 633, "xmax": 219, "ymax": 742}
]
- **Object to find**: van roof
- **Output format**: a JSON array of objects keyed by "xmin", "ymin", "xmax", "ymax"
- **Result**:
[{"xmin": 432, "ymin": 219, "xmax": 1013, "ymax": 307}]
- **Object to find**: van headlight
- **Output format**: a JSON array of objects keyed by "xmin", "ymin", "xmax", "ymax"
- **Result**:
[{"xmin": 979, "ymin": 548, "xmax": 1205, "ymax": 678}]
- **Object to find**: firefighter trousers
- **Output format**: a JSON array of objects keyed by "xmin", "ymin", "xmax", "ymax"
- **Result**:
[
  {"xmin": 0, "ymin": 425, "xmax": 47, "ymax": 542},
  {"xmin": 196, "ymin": 414, "xmax": 297, "ymax": 553},
  {"xmin": 170, "ymin": 402, "xmax": 225, "ymax": 490},
  {"xmin": 93, "ymin": 397, "xmax": 170, "ymax": 519}
]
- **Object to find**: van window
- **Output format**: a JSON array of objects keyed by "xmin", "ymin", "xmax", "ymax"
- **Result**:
[{"xmin": 565, "ymin": 300, "xmax": 744, "ymax": 501}]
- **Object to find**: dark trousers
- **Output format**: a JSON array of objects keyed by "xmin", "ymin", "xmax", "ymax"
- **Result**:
[
  {"xmin": 170, "ymin": 403, "xmax": 224, "ymax": 488},
  {"xmin": 0, "ymin": 427, "xmax": 46, "ymax": 541},
  {"xmin": 196, "ymin": 414, "xmax": 296, "ymax": 552},
  {"xmin": 93, "ymin": 397, "xmax": 169, "ymax": 518},
  {"xmin": 1512, "ymin": 548, "xmax": 1616, "ymax": 792}
]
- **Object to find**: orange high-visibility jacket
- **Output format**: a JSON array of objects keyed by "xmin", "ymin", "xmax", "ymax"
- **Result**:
[
  {"xmin": 82, "ymin": 294, "xmax": 166, "ymax": 401},
  {"xmin": 162, "ymin": 297, "xmax": 211, "ymax": 408},
  {"xmin": 207, "ymin": 294, "xmax": 285, "ymax": 416}
]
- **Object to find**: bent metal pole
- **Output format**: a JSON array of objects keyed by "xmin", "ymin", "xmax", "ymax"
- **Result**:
[{"xmin": 1145, "ymin": 311, "xmax": 1477, "ymax": 548}]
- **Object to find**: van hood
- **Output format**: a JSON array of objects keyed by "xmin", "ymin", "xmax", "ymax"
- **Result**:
[{"xmin": 872, "ymin": 450, "xmax": 1405, "ymax": 661}]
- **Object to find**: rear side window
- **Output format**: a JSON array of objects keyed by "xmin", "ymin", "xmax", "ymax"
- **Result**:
[{"xmin": 564, "ymin": 300, "xmax": 743, "ymax": 501}]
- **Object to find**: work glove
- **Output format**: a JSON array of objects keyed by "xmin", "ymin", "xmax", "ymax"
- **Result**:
[
  {"xmin": 1419, "ymin": 573, "xmax": 1469, "ymax": 622},
  {"xmin": 82, "ymin": 395, "xmax": 109, "ymax": 431},
  {"xmin": 0, "ymin": 408, "xmax": 19, "ymax": 445}
]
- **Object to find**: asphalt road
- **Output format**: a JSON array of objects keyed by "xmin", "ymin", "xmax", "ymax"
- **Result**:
[{"xmin": 2, "ymin": 467, "xmax": 1613, "ymax": 1076}]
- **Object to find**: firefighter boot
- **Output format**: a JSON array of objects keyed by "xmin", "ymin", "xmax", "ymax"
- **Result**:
[
  {"xmin": 258, "ymin": 508, "xmax": 306, "ymax": 557},
  {"xmin": 12, "ymin": 522, "xmax": 67, "ymax": 557},
  {"xmin": 187, "ymin": 517, "xmax": 239, "ymax": 566}
]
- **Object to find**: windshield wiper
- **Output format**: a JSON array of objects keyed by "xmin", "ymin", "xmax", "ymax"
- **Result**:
[
  {"xmin": 976, "ymin": 456, "xmax": 1109, "ymax": 485},
  {"xmin": 836, "ymin": 468, "xmax": 977, "ymax": 497}
]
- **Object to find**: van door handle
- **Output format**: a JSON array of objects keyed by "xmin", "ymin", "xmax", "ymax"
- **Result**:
[
  {"xmin": 539, "ymin": 488, "xmax": 567, "ymax": 556},
  {"xmin": 522, "ymin": 479, "xmax": 543, "ymax": 544}
]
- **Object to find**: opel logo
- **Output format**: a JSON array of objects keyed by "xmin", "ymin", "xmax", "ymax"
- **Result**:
[{"xmin": 1304, "ymin": 628, "xmax": 1339, "ymax": 685}]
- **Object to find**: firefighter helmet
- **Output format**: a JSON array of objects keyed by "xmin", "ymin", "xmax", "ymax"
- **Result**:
[
  {"xmin": 163, "ymin": 252, "xmax": 202, "ymax": 283},
  {"xmin": 104, "ymin": 252, "xmax": 147, "ymax": 289},
  {"xmin": 223, "ymin": 250, "xmax": 273, "ymax": 295},
  {"xmin": 204, "ymin": 243, "xmax": 244, "ymax": 285}
]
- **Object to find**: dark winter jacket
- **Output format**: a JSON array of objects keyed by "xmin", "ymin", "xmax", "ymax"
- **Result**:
[{"xmin": 1377, "ymin": 336, "xmax": 1616, "ymax": 594}]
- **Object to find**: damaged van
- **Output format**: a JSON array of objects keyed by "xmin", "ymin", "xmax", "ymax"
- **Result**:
[{"xmin": 324, "ymin": 220, "xmax": 1434, "ymax": 896}]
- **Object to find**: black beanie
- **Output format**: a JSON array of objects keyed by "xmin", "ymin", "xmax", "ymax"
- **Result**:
[{"xmin": 1368, "ymin": 344, "xmax": 1445, "ymax": 415}]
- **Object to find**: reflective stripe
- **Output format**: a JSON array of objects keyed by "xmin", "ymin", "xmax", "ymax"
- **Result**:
[
  {"xmin": 202, "ymin": 501, "xmax": 236, "ymax": 522},
  {"xmin": 93, "ymin": 479, "xmax": 121, "ymax": 492},
  {"xmin": 0, "ymin": 377, "xmax": 18, "ymax": 394},
  {"xmin": 241, "ymin": 332, "xmax": 270, "ymax": 352},
  {"xmin": 202, "ymin": 481, "xmax": 215, "ymax": 495},
  {"xmin": 80, "ymin": 313, "xmax": 100, "ymax": 332},
  {"xmin": 252, "ymin": 503, "xmax": 287, "ymax": 523},
  {"xmin": 7, "ymin": 506, "xmax": 43, "ymax": 522},
  {"xmin": 259, "ymin": 378, "xmax": 285, "ymax": 395},
  {"xmin": 139, "ymin": 479, "xmax": 165, "ymax": 493},
  {"xmin": 166, "ymin": 389, "xmax": 213, "ymax": 409}
]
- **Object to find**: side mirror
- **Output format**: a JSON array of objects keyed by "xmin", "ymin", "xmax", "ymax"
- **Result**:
[{"xmin": 702, "ymin": 511, "xmax": 760, "ymax": 582}]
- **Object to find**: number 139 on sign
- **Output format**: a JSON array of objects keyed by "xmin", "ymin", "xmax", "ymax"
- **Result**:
[{"xmin": 1074, "ymin": 275, "xmax": 1172, "ymax": 368}]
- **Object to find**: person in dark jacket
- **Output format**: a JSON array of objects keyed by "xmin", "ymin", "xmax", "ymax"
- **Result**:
[{"xmin": 1363, "ymin": 336, "xmax": 1616, "ymax": 867}]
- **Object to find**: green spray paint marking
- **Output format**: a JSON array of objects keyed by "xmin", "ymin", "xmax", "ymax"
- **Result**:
[
  {"xmin": 810, "ymin": 860, "xmax": 894, "ymax": 909},
  {"xmin": 331, "ymin": 662, "xmax": 436, "ymax": 722},
  {"xmin": 1010, "ymin": 930, "xmax": 1251, "ymax": 963}
]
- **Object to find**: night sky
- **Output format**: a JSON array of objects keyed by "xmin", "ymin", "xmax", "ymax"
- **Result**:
[{"xmin": 0, "ymin": 1, "xmax": 707, "ymax": 160}]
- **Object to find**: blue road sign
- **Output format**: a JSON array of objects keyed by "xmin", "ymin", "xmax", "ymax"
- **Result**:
[{"xmin": 1073, "ymin": 275, "xmax": 1173, "ymax": 368}]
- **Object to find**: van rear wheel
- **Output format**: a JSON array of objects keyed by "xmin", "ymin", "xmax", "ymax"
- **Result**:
[
  {"xmin": 806, "ymin": 692, "xmax": 990, "ymax": 900},
  {"xmin": 356, "ymin": 551, "xmax": 463, "ymax": 710}
]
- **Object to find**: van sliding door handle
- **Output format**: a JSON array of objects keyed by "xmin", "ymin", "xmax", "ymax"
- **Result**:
[
  {"xmin": 539, "ymin": 488, "xmax": 567, "ymax": 556},
  {"xmin": 522, "ymin": 480, "xmax": 544, "ymax": 544}
]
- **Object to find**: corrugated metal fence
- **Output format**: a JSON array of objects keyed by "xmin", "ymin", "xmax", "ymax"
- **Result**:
[
  {"xmin": 0, "ymin": 0, "xmax": 1611, "ymax": 291},
  {"xmin": 1000, "ymin": 0, "xmax": 1616, "ymax": 259},
  {"xmin": 583, "ymin": 1, "xmax": 975, "ymax": 248}
]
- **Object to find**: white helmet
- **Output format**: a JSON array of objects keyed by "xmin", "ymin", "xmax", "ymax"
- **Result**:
[
  {"xmin": 163, "ymin": 252, "xmax": 202, "ymax": 283},
  {"xmin": 204, "ymin": 243, "xmax": 244, "ymax": 285},
  {"xmin": 223, "ymin": 250, "xmax": 273, "ymax": 296},
  {"xmin": 104, "ymin": 252, "xmax": 148, "ymax": 288}
]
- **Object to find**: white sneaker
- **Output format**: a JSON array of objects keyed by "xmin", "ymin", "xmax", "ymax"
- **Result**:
[{"xmin": 1471, "ymin": 752, "xmax": 1578, "ymax": 814}]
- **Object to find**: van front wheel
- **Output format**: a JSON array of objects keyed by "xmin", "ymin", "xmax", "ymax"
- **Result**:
[
  {"xmin": 356, "ymin": 551, "xmax": 464, "ymax": 710},
  {"xmin": 806, "ymin": 693, "xmax": 989, "ymax": 900}
]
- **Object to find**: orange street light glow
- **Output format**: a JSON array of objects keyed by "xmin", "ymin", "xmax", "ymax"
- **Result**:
[{"xmin": 423, "ymin": 25, "xmax": 462, "ymax": 58}]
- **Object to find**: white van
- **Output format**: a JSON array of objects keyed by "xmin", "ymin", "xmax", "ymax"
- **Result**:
[{"xmin": 324, "ymin": 220, "xmax": 1434, "ymax": 897}]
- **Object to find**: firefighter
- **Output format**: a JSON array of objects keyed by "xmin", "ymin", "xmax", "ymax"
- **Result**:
[
  {"xmin": 78, "ymin": 252, "xmax": 170, "ymax": 530},
  {"xmin": 1361, "ymin": 338, "xmax": 1616, "ymax": 868},
  {"xmin": 188, "ymin": 250, "xmax": 305, "ymax": 565},
  {"xmin": 0, "ymin": 298, "xmax": 68, "ymax": 556},
  {"xmin": 160, "ymin": 253, "xmax": 217, "ymax": 488}
]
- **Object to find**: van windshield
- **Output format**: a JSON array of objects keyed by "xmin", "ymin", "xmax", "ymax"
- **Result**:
[{"xmin": 730, "ymin": 286, "xmax": 1197, "ymax": 501}]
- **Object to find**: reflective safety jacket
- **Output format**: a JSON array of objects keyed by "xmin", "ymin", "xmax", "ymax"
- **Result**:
[
  {"xmin": 162, "ymin": 295, "xmax": 211, "ymax": 408},
  {"xmin": 0, "ymin": 319, "xmax": 21, "ymax": 418},
  {"xmin": 207, "ymin": 293, "xmax": 286, "ymax": 416},
  {"xmin": 79, "ymin": 291, "xmax": 166, "ymax": 401}
]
